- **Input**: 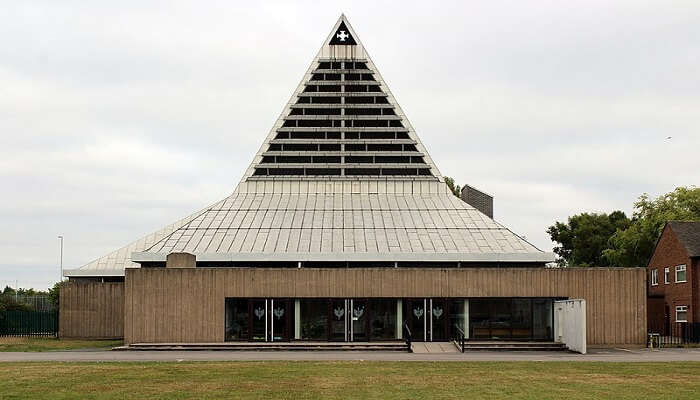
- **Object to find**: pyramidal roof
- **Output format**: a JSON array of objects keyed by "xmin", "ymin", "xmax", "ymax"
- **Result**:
[
  {"xmin": 65, "ymin": 15, "xmax": 552, "ymax": 277},
  {"xmin": 242, "ymin": 15, "xmax": 441, "ymax": 182}
]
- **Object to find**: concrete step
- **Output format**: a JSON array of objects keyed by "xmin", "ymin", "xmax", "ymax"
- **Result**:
[
  {"xmin": 463, "ymin": 346, "xmax": 566, "ymax": 351},
  {"xmin": 460, "ymin": 341, "xmax": 567, "ymax": 351},
  {"xmin": 117, "ymin": 342, "xmax": 409, "ymax": 352}
]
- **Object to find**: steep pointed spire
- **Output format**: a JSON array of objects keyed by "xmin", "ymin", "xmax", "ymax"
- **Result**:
[{"xmin": 242, "ymin": 14, "xmax": 442, "ymax": 182}]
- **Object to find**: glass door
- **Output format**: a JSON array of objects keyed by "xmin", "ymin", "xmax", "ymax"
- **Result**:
[
  {"xmin": 250, "ymin": 299, "xmax": 267, "ymax": 341},
  {"xmin": 350, "ymin": 299, "xmax": 368, "ymax": 341},
  {"xmin": 430, "ymin": 299, "xmax": 447, "ymax": 341},
  {"xmin": 269, "ymin": 299, "xmax": 289, "ymax": 341},
  {"xmin": 404, "ymin": 298, "xmax": 453, "ymax": 342},
  {"xmin": 246, "ymin": 298, "xmax": 291, "ymax": 342},
  {"xmin": 405, "ymin": 299, "xmax": 427, "ymax": 341},
  {"xmin": 330, "ymin": 299, "xmax": 347, "ymax": 341}
]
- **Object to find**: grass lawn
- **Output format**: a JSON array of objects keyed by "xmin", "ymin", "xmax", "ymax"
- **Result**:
[
  {"xmin": 0, "ymin": 337, "xmax": 122, "ymax": 352},
  {"xmin": 1, "ymin": 361, "xmax": 699, "ymax": 399}
]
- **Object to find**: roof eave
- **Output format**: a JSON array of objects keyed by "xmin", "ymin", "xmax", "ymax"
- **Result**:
[
  {"xmin": 132, "ymin": 251, "xmax": 555, "ymax": 264},
  {"xmin": 63, "ymin": 268, "xmax": 126, "ymax": 278}
]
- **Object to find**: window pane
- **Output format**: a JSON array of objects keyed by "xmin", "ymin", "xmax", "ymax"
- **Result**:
[
  {"xmin": 512, "ymin": 299, "xmax": 532, "ymax": 339},
  {"xmin": 533, "ymin": 299, "xmax": 553, "ymax": 340},
  {"xmin": 490, "ymin": 300, "xmax": 512, "ymax": 339},
  {"xmin": 369, "ymin": 299, "xmax": 397, "ymax": 340},
  {"xmin": 676, "ymin": 266, "xmax": 687, "ymax": 282},
  {"xmin": 470, "ymin": 299, "xmax": 490, "ymax": 339},
  {"xmin": 676, "ymin": 306, "xmax": 688, "ymax": 322},
  {"xmin": 449, "ymin": 300, "xmax": 466, "ymax": 338},
  {"xmin": 225, "ymin": 298, "xmax": 249, "ymax": 341},
  {"xmin": 301, "ymin": 299, "xmax": 328, "ymax": 340}
]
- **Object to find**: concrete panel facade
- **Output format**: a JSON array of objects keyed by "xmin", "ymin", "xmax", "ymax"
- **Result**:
[
  {"xmin": 60, "ymin": 282, "xmax": 124, "ymax": 339},
  {"xmin": 123, "ymin": 267, "xmax": 646, "ymax": 346}
]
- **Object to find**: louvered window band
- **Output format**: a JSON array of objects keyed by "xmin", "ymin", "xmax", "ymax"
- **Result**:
[{"xmin": 252, "ymin": 59, "xmax": 433, "ymax": 178}]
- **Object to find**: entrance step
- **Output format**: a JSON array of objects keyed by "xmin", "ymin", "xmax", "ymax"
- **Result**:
[
  {"xmin": 411, "ymin": 342, "xmax": 460, "ymax": 353},
  {"xmin": 115, "ymin": 341, "xmax": 410, "ymax": 352},
  {"xmin": 460, "ymin": 341, "xmax": 568, "ymax": 351}
]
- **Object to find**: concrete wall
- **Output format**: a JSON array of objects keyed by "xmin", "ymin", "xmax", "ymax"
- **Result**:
[
  {"xmin": 124, "ymin": 267, "xmax": 646, "ymax": 345},
  {"xmin": 554, "ymin": 299, "xmax": 587, "ymax": 354},
  {"xmin": 60, "ymin": 282, "xmax": 124, "ymax": 339}
]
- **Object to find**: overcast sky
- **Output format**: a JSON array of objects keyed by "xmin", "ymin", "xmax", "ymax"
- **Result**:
[{"xmin": 1, "ymin": 1, "xmax": 698, "ymax": 290}]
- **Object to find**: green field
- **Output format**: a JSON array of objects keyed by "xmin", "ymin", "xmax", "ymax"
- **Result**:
[
  {"xmin": 0, "ymin": 337, "xmax": 122, "ymax": 352},
  {"xmin": 1, "ymin": 361, "xmax": 699, "ymax": 399}
]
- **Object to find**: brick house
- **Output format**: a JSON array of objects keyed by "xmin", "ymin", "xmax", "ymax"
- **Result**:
[{"xmin": 647, "ymin": 221, "xmax": 700, "ymax": 334}]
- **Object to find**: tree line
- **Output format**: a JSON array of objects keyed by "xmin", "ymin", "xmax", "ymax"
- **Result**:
[
  {"xmin": 444, "ymin": 177, "xmax": 698, "ymax": 268},
  {"xmin": 0, "ymin": 283, "xmax": 63, "ymax": 313},
  {"xmin": 547, "ymin": 186, "xmax": 699, "ymax": 267}
]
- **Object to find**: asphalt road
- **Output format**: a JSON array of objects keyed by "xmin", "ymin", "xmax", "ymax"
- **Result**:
[{"xmin": 2, "ymin": 348, "xmax": 700, "ymax": 362}]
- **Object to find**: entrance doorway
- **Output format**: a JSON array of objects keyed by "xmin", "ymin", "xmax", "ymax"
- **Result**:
[
  {"xmin": 299, "ymin": 298, "xmax": 398, "ymax": 342},
  {"xmin": 225, "ymin": 298, "xmax": 291, "ymax": 342},
  {"xmin": 403, "ymin": 298, "xmax": 449, "ymax": 342},
  {"xmin": 327, "ymin": 299, "xmax": 368, "ymax": 341}
]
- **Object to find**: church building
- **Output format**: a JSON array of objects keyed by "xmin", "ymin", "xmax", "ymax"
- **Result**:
[{"xmin": 61, "ymin": 15, "xmax": 646, "ymax": 347}]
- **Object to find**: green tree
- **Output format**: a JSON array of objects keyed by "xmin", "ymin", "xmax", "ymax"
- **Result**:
[
  {"xmin": 444, "ymin": 176, "xmax": 461, "ymax": 197},
  {"xmin": 48, "ymin": 282, "xmax": 64, "ymax": 309},
  {"xmin": 547, "ymin": 211, "xmax": 630, "ymax": 267},
  {"xmin": 603, "ymin": 186, "xmax": 700, "ymax": 267},
  {"xmin": 17, "ymin": 288, "xmax": 46, "ymax": 296}
]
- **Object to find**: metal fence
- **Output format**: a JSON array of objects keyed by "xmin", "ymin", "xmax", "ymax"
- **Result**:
[
  {"xmin": 0, "ymin": 310, "xmax": 59, "ymax": 337},
  {"xmin": 649, "ymin": 322, "xmax": 700, "ymax": 347},
  {"xmin": 13, "ymin": 295, "xmax": 55, "ymax": 311}
]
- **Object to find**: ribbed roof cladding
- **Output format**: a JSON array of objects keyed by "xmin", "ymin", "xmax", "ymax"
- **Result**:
[{"xmin": 65, "ymin": 15, "xmax": 552, "ymax": 277}]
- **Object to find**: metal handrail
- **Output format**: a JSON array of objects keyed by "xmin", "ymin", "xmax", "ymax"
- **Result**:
[
  {"xmin": 403, "ymin": 322, "xmax": 412, "ymax": 352},
  {"xmin": 452, "ymin": 324, "xmax": 466, "ymax": 353}
]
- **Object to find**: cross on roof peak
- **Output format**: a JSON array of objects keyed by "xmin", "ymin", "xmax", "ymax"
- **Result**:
[{"xmin": 329, "ymin": 20, "xmax": 357, "ymax": 45}]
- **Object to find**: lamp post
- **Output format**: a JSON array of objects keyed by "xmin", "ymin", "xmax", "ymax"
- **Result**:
[{"xmin": 58, "ymin": 236, "xmax": 64, "ymax": 282}]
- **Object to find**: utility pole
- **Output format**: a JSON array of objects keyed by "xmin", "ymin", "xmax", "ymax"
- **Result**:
[{"xmin": 58, "ymin": 235, "xmax": 64, "ymax": 282}]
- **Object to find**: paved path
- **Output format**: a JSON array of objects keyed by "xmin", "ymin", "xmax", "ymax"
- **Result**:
[{"xmin": 2, "ymin": 348, "xmax": 700, "ymax": 362}]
